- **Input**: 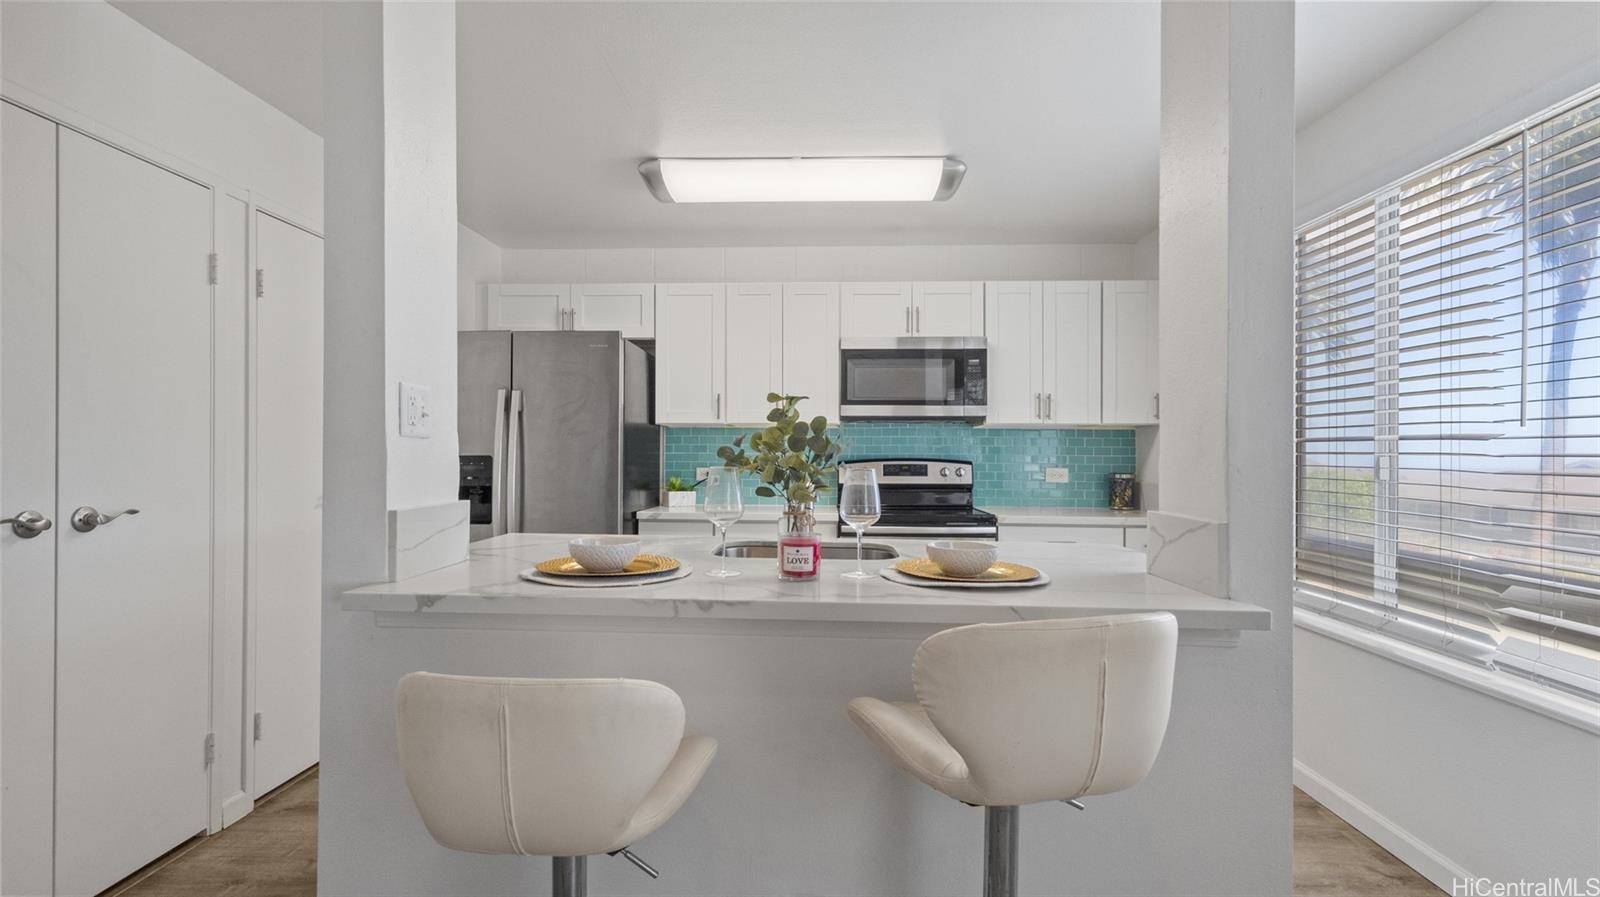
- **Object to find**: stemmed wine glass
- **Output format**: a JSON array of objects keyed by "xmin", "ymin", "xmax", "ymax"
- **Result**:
[
  {"xmin": 702, "ymin": 468, "xmax": 744, "ymax": 578},
  {"xmin": 839, "ymin": 468, "xmax": 882, "ymax": 580}
]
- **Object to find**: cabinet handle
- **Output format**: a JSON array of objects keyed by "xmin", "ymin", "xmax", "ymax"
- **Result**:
[
  {"xmin": 906, "ymin": 306, "xmax": 912, "ymax": 333},
  {"xmin": 1154, "ymin": 392, "xmax": 1160, "ymax": 420},
  {"xmin": 1045, "ymin": 393, "xmax": 1053, "ymax": 420},
  {"xmin": 716, "ymin": 393, "xmax": 722, "ymax": 419},
  {"xmin": 915, "ymin": 306, "xmax": 921, "ymax": 333},
  {"xmin": 1035, "ymin": 393, "xmax": 1042, "ymax": 419}
]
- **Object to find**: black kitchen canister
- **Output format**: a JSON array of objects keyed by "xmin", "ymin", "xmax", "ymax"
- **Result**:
[{"xmin": 1109, "ymin": 473, "xmax": 1137, "ymax": 510}]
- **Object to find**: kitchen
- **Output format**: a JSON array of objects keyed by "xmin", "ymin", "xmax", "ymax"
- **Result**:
[{"xmin": 4, "ymin": 2, "xmax": 1595, "ymax": 896}]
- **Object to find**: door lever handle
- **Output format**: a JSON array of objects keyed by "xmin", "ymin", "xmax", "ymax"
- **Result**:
[
  {"xmin": 1, "ymin": 510, "xmax": 53, "ymax": 539},
  {"xmin": 70, "ymin": 506, "xmax": 140, "ymax": 533}
]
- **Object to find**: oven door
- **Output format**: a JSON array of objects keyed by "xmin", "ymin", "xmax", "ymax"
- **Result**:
[{"xmin": 838, "ymin": 338, "xmax": 986, "ymax": 420}]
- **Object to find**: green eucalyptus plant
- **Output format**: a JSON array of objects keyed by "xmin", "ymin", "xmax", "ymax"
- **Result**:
[{"xmin": 716, "ymin": 394, "xmax": 843, "ymax": 505}]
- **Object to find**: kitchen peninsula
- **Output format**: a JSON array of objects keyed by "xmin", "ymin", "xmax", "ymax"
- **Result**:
[{"xmin": 323, "ymin": 534, "xmax": 1272, "ymax": 896}]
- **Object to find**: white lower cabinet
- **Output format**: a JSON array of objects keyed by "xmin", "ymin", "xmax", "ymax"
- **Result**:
[{"xmin": 995, "ymin": 523, "xmax": 1146, "ymax": 548}]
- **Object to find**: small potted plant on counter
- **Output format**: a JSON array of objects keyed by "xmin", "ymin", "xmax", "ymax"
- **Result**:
[
  {"xmin": 664, "ymin": 475, "xmax": 698, "ymax": 509},
  {"xmin": 717, "ymin": 394, "xmax": 842, "ymax": 580}
]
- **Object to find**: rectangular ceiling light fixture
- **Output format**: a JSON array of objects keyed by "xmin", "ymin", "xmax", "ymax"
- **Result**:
[{"xmin": 638, "ymin": 157, "xmax": 966, "ymax": 203}]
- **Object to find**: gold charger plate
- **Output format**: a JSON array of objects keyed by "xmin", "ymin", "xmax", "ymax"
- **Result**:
[
  {"xmin": 894, "ymin": 557, "xmax": 1041, "ymax": 583},
  {"xmin": 534, "ymin": 554, "xmax": 681, "ymax": 577}
]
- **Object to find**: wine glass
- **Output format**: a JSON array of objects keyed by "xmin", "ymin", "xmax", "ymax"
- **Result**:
[
  {"xmin": 702, "ymin": 468, "xmax": 744, "ymax": 578},
  {"xmin": 839, "ymin": 468, "xmax": 882, "ymax": 580}
]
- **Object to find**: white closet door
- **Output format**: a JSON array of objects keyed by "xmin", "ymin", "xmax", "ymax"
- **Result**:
[
  {"xmin": 983, "ymin": 282, "xmax": 1043, "ymax": 424},
  {"xmin": 1, "ymin": 102, "xmax": 59, "ymax": 897},
  {"xmin": 252, "ymin": 212, "xmax": 324, "ymax": 797},
  {"xmin": 655, "ymin": 283, "xmax": 726, "ymax": 423},
  {"xmin": 54, "ymin": 129, "xmax": 215, "ymax": 897},
  {"xmin": 724, "ymin": 283, "xmax": 784, "ymax": 424}
]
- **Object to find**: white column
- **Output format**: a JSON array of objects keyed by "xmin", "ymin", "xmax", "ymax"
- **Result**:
[
  {"xmin": 1150, "ymin": 0, "xmax": 1294, "ymax": 605},
  {"xmin": 319, "ymin": 5, "xmax": 461, "ymax": 891}
]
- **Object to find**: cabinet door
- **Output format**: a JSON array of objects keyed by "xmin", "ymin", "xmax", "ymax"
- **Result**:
[
  {"xmin": 1103, "ymin": 280, "xmax": 1158, "ymax": 424},
  {"xmin": 725, "ymin": 283, "xmax": 785, "ymax": 423},
  {"xmin": 656, "ymin": 283, "xmax": 726, "ymax": 423},
  {"xmin": 572, "ymin": 282, "xmax": 655, "ymax": 338},
  {"xmin": 783, "ymin": 283, "xmax": 842, "ymax": 422},
  {"xmin": 839, "ymin": 282, "xmax": 912, "ymax": 337},
  {"xmin": 913, "ymin": 281, "xmax": 984, "ymax": 337},
  {"xmin": 487, "ymin": 283, "xmax": 567, "ymax": 330},
  {"xmin": 1043, "ymin": 281, "xmax": 1102, "ymax": 424},
  {"xmin": 983, "ymin": 282, "xmax": 1043, "ymax": 424}
]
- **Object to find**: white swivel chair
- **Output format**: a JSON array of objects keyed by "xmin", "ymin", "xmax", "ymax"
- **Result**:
[
  {"xmin": 396, "ymin": 672, "xmax": 717, "ymax": 897},
  {"xmin": 847, "ymin": 614, "xmax": 1178, "ymax": 897}
]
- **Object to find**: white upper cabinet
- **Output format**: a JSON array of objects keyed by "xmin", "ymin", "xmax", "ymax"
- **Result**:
[
  {"xmin": 571, "ymin": 283, "xmax": 654, "ymax": 338},
  {"xmin": 983, "ymin": 281, "xmax": 1044, "ymax": 424},
  {"xmin": 655, "ymin": 283, "xmax": 726, "ymax": 424},
  {"xmin": 783, "ymin": 283, "xmax": 841, "ymax": 422},
  {"xmin": 913, "ymin": 282, "xmax": 985, "ymax": 337},
  {"xmin": 839, "ymin": 282, "xmax": 984, "ymax": 338},
  {"xmin": 1102, "ymin": 280, "xmax": 1158, "ymax": 424},
  {"xmin": 1043, "ymin": 281, "xmax": 1103, "ymax": 424},
  {"xmin": 487, "ymin": 283, "xmax": 655, "ymax": 336},
  {"xmin": 487, "ymin": 284, "xmax": 568, "ymax": 330},
  {"xmin": 839, "ymin": 282, "xmax": 913, "ymax": 337},
  {"xmin": 725, "ymin": 284, "xmax": 785, "ymax": 424}
]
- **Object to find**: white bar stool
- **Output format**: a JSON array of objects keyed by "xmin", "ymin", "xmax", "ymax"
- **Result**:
[
  {"xmin": 847, "ymin": 614, "xmax": 1177, "ymax": 897},
  {"xmin": 396, "ymin": 672, "xmax": 717, "ymax": 897}
]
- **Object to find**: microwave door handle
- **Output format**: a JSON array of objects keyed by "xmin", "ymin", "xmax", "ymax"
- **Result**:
[
  {"xmin": 506, "ymin": 389, "xmax": 524, "ymax": 532},
  {"xmin": 490, "ymin": 388, "xmax": 509, "ymax": 536}
]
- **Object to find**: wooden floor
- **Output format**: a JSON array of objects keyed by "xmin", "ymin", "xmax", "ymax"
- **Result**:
[
  {"xmin": 100, "ymin": 773, "xmax": 1438, "ymax": 896},
  {"xmin": 104, "ymin": 767, "xmax": 318, "ymax": 897}
]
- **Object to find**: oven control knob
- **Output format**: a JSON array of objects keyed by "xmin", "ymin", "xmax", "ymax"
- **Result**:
[
  {"xmin": 955, "ymin": 467, "xmax": 967, "ymax": 478},
  {"xmin": 939, "ymin": 467, "xmax": 951, "ymax": 478}
]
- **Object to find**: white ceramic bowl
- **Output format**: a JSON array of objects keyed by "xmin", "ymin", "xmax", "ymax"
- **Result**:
[
  {"xmin": 568, "ymin": 536, "xmax": 642, "ymax": 573},
  {"xmin": 925, "ymin": 539, "xmax": 1001, "ymax": 578}
]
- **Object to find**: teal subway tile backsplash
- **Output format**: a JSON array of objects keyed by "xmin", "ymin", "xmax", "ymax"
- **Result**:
[{"xmin": 662, "ymin": 422, "xmax": 1136, "ymax": 508}]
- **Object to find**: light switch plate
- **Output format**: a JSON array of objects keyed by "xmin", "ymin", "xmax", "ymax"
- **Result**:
[
  {"xmin": 1045, "ymin": 467, "xmax": 1070, "ymax": 483},
  {"xmin": 696, "ymin": 467, "xmax": 714, "ymax": 481},
  {"xmin": 399, "ymin": 382, "xmax": 431, "ymax": 438}
]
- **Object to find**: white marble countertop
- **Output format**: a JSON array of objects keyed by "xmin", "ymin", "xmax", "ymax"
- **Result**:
[
  {"xmin": 343, "ymin": 533, "xmax": 1268, "ymax": 632},
  {"xmin": 637, "ymin": 505, "xmax": 1148, "ymax": 525}
]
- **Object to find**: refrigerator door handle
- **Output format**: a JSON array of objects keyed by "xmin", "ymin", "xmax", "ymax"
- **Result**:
[
  {"xmin": 506, "ymin": 389, "xmax": 524, "ymax": 532},
  {"xmin": 490, "ymin": 388, "xmax": 509, "ymax": 536}
]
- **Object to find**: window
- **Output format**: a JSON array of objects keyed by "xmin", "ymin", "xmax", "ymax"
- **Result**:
[{"xmin": 1294, "ymin": 88, "xmax": 1600, "ymax": 702}]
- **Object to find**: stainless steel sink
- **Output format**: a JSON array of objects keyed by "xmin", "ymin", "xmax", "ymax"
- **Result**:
[{"xmin": 713, "ymin": 540, "xmax": 900, "ymax": 561}]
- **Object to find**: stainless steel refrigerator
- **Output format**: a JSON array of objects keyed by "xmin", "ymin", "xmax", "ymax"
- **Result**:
[{"xmin": 458, "ymin": 331, "xmax": 659, "ymax": 540}]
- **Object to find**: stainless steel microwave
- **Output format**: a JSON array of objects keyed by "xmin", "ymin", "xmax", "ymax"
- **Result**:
[{"xmin": 838, "ymin": 337, "xmax": 987, "ymax": 421}]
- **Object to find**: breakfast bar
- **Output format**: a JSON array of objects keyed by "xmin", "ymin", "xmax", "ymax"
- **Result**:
[{"xmin": 323, "ymin": 534, "xmax": 1276, "ymax": 897}]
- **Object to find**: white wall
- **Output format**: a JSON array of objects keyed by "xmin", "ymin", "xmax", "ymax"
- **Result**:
[
  {"xmin": 1295, "ymin": 626, "xmax": 1600, "ymax": 887},
  {"xmin": 2, "ymin": 0, "xmax": 323, "ymax": 231},
  {"xmin": 381, "ymin": 2, "xmax": 459, "ymax": 511},
  {"xmin": 457, "ymin": 223, "xmax": 501, "ymax": 331},
  {"xmin": 499, "ymin": 242, "xmax": 1144, "ymax": 283},
  {"xmin": 1296, "ymin": 0, "xmax": 1600, "ymax": 225}
]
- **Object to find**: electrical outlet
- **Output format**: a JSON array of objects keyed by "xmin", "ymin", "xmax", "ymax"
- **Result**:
[
  {"xmin": 696, "ymin": 467, "xmax": 714, "ymax": 481},
  {"xmin": 1045, "ymin": 467, "xmax": 1070, "ymax": 484},
  {"xmin": 399, "ymin": 382, "xmax": 431, "ymax": 438}
]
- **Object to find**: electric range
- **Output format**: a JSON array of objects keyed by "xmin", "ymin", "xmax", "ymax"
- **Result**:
[{"xmin": 836, "ymin": 457, "xmax": 998, "ymax": 539}]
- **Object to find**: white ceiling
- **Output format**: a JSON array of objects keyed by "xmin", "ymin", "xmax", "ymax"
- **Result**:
[{"xmin": 113, "ymin": 0, "xmax": 1494, "ymax": 249}]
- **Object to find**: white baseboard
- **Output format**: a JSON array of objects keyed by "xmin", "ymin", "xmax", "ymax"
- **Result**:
[
  {"xmin": 220, "ymin": 790, "xmax": 255, "ymax": 829},
  {"xmin": 1294, "ymin": 758, "xmax": 1470, "ymax": 892}
]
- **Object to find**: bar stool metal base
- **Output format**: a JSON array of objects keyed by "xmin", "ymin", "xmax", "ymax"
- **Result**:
[
  {"xmin": 553, "ymin": 856, "xmax": 587, "ymax": 897},
  {"xmin": 983, "ymin": 806, "xmax": 1019, "ymax": 897}
]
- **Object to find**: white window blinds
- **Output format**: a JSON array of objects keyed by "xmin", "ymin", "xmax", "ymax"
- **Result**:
[{"xmin": 1294, "ymin": 89, "xmax": 1600, "ymax": 702}]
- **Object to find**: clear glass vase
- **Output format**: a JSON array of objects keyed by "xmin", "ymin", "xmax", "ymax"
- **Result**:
[{"xmin": 776, "ymin": 501, "xmax": 821, "ymax": 580}]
